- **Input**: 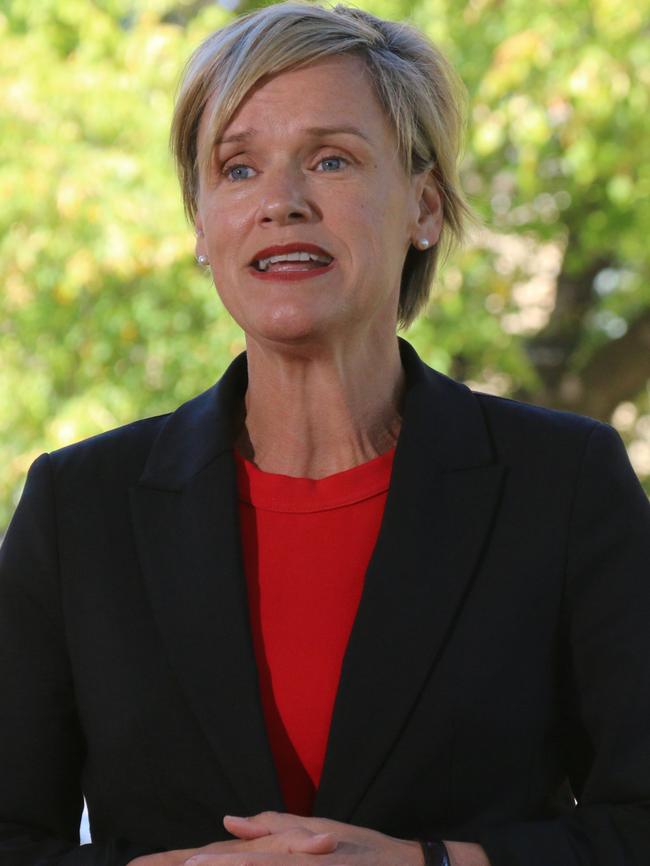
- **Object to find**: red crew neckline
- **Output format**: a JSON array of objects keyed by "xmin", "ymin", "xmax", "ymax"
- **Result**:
[{"xmin": 234, "ymin": 447, "xmax": 395, "ymax": 514}]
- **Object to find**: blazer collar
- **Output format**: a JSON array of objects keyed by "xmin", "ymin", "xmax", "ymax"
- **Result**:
[
  {"xmin": 138, "ymin": 338, "xmax": 494, "ymax": 490},
  {"xmin": 138, "ymin": 349, "xmax": 248, "ymax": 490},
  {"xmin": 131, "ymin": 339, "xmax": 504, "ymax": 822}
]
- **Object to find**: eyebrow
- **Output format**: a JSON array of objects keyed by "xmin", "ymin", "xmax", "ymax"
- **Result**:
[{"xmin": 215, "ymin": 125, "xmax": 372, "ymax": 145}]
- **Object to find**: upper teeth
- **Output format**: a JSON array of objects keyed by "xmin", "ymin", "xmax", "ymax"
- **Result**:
[{"xmin": 256, "ymin": 251, "xmax": 332, "ymax": 271}]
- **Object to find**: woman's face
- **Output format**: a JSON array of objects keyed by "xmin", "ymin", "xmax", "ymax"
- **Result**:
[{"xmin": 195, "ymin": 54, "xmax": 441, "ymax": 350}]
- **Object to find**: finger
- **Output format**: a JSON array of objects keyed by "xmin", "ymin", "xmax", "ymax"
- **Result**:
[
  {"xmin": 228, "ymin": 812, "xmax": 333, "ymax": 836},
  {"xmin": 184, "ymin": 855, "xmax": 305, "ymax": 866},
  {"xmin": 184, "ymin": 857, "xmax": 219, "ymax": 866},
  {"xmin": 249, "ymin": 828, "xmax": 338, "ymax": 854},
  {"xmin": 223, "ymin": 812, "xmax": 311, "ymax": 837},
  {"xmin": 275, "ymin": 830, "xmax": 337, "ymax": 854},
  {"xmin": 184, "ymin": 846, "xmax": 344, "ymax": 866},
  {"xmin": 223, "ymin": 815, "xmax": 272, "ymax": 840},
  {"xmin": 185, "ymin": 855, "xmax": 258, "ymax": 866},
  {"xmin": 202, "ymin": 828, "xmax": 337, "ymax": 857}
]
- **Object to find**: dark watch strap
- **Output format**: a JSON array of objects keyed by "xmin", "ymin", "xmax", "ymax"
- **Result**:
[{"xmin": 419, "ymin": 839, "xmax": 451, "ymax": 866}]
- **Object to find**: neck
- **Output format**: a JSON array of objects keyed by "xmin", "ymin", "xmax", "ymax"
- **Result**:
[{"xmin": 236, "ymin": 333, "xmax": 405, "ymax": 478}]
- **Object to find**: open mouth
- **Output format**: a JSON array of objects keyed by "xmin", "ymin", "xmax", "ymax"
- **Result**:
[{"xmin": 252, "ymin": 251, "xmax": 334, "ymax": 273}]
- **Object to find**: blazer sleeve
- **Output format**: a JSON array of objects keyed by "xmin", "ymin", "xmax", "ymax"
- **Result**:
[
  {"xmin": 476, "ymin": 422, "xmax": 650, "ymax": 866},
  {"xmin": 0, "ymin": 454, "xmax": 153, "ymax": 866}
]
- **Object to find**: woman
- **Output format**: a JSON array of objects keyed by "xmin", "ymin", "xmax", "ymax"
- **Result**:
[{"xmin": 0, "ymin": 3, "xmax": 649, "ymax": 866}]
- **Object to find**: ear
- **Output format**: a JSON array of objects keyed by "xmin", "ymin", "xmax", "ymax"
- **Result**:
[
  {"xmin": 412, "ymin": 170, "xmax": 444, "ymax": 247},
  {"xmin": 195, "ymin": 215, "xmax": 206, "ymax": 259}
]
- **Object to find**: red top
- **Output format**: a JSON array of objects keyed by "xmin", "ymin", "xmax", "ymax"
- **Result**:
[{"xmin": 235, "ymin": 447, "xmax": 395, "ymax": 815}]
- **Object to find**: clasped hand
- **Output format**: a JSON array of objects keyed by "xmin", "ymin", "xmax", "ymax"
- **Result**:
[{"xmin": 177, "ymin": 812, "xmax": 424, "ymax": 866}]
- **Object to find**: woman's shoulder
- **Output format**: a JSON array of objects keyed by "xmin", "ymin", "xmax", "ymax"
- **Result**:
[
  {"xmin": 472, "ymin": 387, "xmax": 603, "ymax": 439},
  {"xmin": 418, "ymin": 351, "xmax": 612, "ymax": 468},
  {"xmin": 44, "ymin": 378, "xmax": 224, "ymax": 478},
  {"xmin": 48, "ymin": 411, "xmax": 170, "ymax": 469},
  {"xmin": 31, "ymin": 412, "xmax": 174, "ymax": 504},
  {"xmin": 468, "ymin": 385, "xmax": 627, "ymax": 476},
  {"xmin": 406, "ymin": 343, "xmax": 614, "ymax": 468}
]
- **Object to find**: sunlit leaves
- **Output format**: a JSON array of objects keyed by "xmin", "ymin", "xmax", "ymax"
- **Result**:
[
  {"xmin": 0, "ymin": 0, "xmax": 243, "ymax": 528},
  {"xmin": 1, "ymin": 0, "xmax": 649, "ymax": 532}
]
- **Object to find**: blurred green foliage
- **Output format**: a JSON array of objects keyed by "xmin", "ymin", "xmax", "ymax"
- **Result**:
[{"xmin": 1, "ymin": 0, "xmax": 649, "ymax": 533}]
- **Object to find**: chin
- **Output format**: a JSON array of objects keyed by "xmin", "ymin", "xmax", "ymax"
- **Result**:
[
  {"xmin": 245, "ymin": 303, "xmax": 341, "ymax": 347},
  {"xmin": 256, "ymin": 323, "xmax": 331, "ymax": 349}
]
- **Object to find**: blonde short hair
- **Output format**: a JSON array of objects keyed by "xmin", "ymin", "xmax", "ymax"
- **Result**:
[{"xmin": 171, "ymin": 1, "xmax": 472, "ymax": 327}]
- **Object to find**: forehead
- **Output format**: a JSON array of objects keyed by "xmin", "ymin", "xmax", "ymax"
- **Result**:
[{"xmin": 197, "ymin": 54, "xmax": 394, "ymax": 155}]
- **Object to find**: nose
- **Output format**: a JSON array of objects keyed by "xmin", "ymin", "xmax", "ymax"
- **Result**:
[{"xmin": 257, "ymin": 167, "xmax": 315, "ymax": 225}]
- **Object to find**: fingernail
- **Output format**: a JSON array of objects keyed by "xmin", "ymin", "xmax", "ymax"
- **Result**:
[{"xmin": 224, "ymin": 814, "xmax": 248, "ymax": 821}]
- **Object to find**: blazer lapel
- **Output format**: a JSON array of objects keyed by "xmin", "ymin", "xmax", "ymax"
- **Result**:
[
  {"xmin": 314, "ymin": 341, "xmax": 505, "ymax": 821},
  {"xmin": 129, "ymin": 354, "xmax": 283, "ymax": 816},
  {"xmin": 129, "ymin": 340, "xmax": 504, "ymax": 822}
]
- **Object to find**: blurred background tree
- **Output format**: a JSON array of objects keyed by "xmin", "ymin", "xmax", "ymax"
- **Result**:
[{"xmin": 1, "ymin": 0, "xmax": 649, "ymax": 536}]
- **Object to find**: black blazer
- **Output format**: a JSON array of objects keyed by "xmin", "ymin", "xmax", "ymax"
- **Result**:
[{"xmin": 1, "ymin": 340, "xmax": 649, "ymax": 866}]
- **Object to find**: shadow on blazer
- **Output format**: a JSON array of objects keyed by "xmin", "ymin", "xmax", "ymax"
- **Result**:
[{"xmin": 1, "ymin": 339, "xmax": 649, "ymax": 866}]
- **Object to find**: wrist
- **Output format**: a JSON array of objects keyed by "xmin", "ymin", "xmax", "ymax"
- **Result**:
[
  {"xmin": 400, "ymin": 838, "xmax": 427, "ymax": 866},
  {"xmin": 444, "ymin": 841, "xmax": 492, "ymax": 866}
]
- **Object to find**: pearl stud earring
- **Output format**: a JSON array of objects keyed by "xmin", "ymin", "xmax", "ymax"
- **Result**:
[
  {"xmin": 197, "ymin": 255, "xmax": 208, "ymax": 266},
  {"xmin": 418, "ymin": 238, "xmax": 430, "ymax": 250}
]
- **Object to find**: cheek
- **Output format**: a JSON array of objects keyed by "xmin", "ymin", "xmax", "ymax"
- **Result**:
[
  {"xmin": 202, "ymin": 196, "xmax": 251, "ymax": 250},
  {"xmin": 328, "ymin": 196, "xmax": 385, "ymax": 260},
  {"xmin": 357, "ymin": 182, "xmax": 407, "ymax": 228}
]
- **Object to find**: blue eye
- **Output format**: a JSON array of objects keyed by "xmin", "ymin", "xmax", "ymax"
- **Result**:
[
  {"xmin": 225, "ymin": 164, "xmax": 256, "ymax": 181},
  {"xmin": 318, "ymin": 156, "xmax": 347, "ymax": 172}
]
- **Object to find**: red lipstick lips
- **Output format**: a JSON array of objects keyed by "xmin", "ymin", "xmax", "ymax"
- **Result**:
[
  {"xmin": 249, "ymin": 242, "xmax": 335, "ymax": 281},
  {"xmin": 251, "ymin": 242, "xmax": 333, "ymax": 263}
]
